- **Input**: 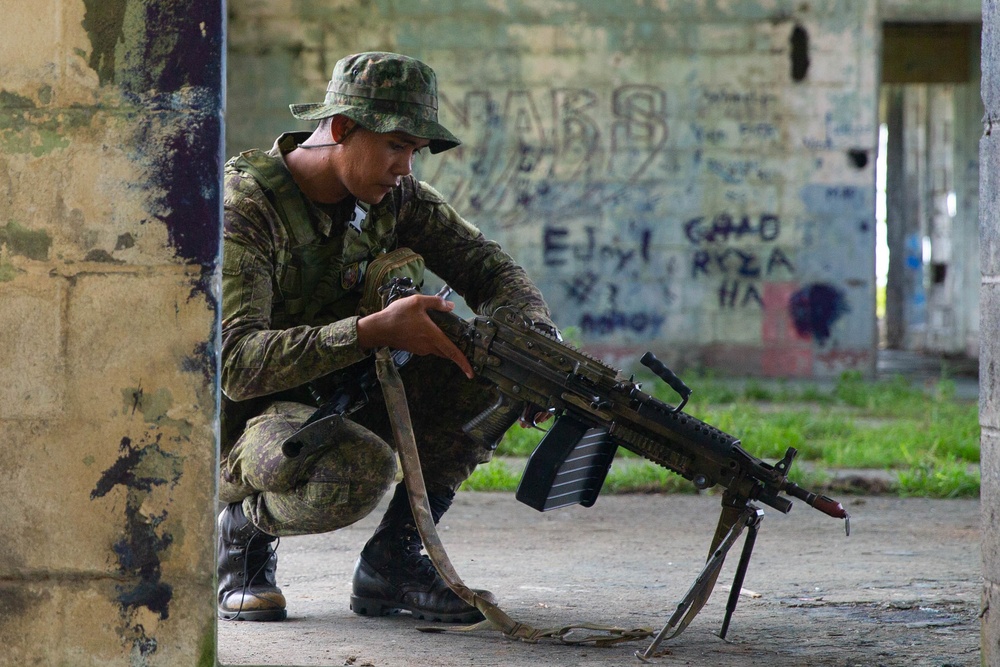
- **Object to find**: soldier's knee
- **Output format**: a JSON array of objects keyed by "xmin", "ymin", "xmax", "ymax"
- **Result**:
[{"xmin": 305, "ymin": 438, "xmax": 397, "ymax": 532}]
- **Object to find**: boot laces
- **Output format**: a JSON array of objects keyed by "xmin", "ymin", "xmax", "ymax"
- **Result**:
[
  {"xmin": 232, "ymin": 531, "xmax": 279, "ymax": 618},
  {"xmin": 399, "ymin": 533, "xmax": 438, "ymax": 583}
]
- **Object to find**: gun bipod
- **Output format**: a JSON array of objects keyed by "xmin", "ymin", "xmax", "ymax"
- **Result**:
[{"xmin": 636, "ymin": 501, "xmax": 764, "ymax": 662}]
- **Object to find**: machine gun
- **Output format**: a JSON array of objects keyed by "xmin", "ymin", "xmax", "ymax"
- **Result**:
[
  {"xmin": 283, "ymin": 278, "xmax": 849, "ymax": 653},
  {"xmin": 421, "ymin": 294, "xmax": 849, "ymax": 654}
]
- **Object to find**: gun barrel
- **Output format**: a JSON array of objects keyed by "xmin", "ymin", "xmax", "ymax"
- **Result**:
[{"xmin": 784, "ymin": 481, "xmax": 849, "ymax": 519}]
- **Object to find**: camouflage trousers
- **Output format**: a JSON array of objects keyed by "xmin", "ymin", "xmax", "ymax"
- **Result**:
[{"xmin": 219, "ymin": 354, "xmax": 498, "ymax": 537}]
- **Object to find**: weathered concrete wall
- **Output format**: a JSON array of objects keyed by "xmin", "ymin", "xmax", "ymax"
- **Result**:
[
  {"xmin": 981, "ymin": 1, "xmax": 1000, "ymax": 662},
  {"xmin": 880, "ymin": 0, "xmax": 982, "ymax": 22},
  {"xmin": 0, "ymin": 0, "xmax": 222, "ymax": 665},
  {"xmin": 229, "ymin": 0, "xmax": 882, "ymax": 378}
]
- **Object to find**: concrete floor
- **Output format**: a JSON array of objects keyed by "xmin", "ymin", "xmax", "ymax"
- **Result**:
[{"xmin": 217, "ymin": 493, "xmax": 981, "ymax": 667}]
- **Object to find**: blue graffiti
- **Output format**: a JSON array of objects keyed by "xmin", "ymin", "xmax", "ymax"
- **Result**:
[
  {"xmin": 580, "ymin": 309, "xmax": 665, "ymax": 336},
  {"xmin": 789, "ymin": 283, "xmax": 849, "ymax": 344}
]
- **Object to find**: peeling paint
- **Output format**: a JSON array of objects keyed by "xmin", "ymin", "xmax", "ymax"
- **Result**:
[
  {"xmin": 91, "ymin": 435, "xmax": 184, "ymax": 662},
  {"xmin": 121, "ymin": 385, "xmax": 194, "ymax": 438},
  {"xmin": 0, "ymin": 90, "xmax": 35, "ymax": 108},
  {"xmin": 91, "ymin": 435, "xmax": 183, "ymax": 498},
  {"xmin": 81, "ymin": 0, "xmax": 224, "ymax": 277},
  {"xmin": 0, "ymin": 102, "xmax": 95, "ymax": 157},
  {"xmin": 81, "ymin": 0, "xmax": 128, "ymax": 86},
  {"xmin": 0, "ymin": 259, "xmax": 19, "ymax": 282},
  {"xmin": 0, "ymin": 221, "xmax": 51, "ymax": 261}
]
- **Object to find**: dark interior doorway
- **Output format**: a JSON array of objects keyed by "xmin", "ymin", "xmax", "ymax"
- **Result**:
[{"xmin": 877, "ymin": 22, "xmax": 981, "ymax": 356}]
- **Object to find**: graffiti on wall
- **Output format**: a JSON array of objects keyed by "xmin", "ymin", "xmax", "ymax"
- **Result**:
[
  {"xmin": 789, "ymin": 283, "xmax": 850, "ymax": 344},
  {"xmin": 419, "ymin": 85, "xmax": 867, "ymax": 351},
  {"xmin": 429, "ymin": 85, "xmax": 670, "ymax": 215},
  {"xmin": 542, "ymin": 221, "xmax": 675, "ymax": 337},
  {"xmin": 685, "ymin": 212, "xmax": 795, "ymax": 310}
]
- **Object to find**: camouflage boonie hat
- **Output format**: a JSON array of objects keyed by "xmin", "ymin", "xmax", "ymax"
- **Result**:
[{"xmin": 289, "ymin": 51, "xmax": 461, "ymax": 154}]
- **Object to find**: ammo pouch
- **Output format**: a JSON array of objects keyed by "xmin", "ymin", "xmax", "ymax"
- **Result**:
[{"xmin": 358, "ymin": 247, "xmax": 425, "ymax": 316}]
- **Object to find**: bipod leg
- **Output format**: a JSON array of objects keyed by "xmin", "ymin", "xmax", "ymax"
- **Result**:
[
  {"xmin": 636, "ymin": 503, "xmax": 759, "ymax": 662},
  {"xmin": 719, "ymin": 506, "xmax": 764, "ymax": 639}
]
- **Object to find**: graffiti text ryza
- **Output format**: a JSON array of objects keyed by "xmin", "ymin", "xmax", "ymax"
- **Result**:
[{"xmin": 686, "ymin": 213, "xmax": 795, "ymax": 309}]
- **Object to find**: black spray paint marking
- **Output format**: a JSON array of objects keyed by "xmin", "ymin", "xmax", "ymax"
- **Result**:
[
  {"xmin": 789, "ymin": 283, "xmax": 849, "ymax": 344},
  {"xmin": 91, "ymin": 435, "xmax": 184, "ymax": 658},
  {"xmin": 82, "ymin": 0, "xmax": 224, "ymax": 292},
  {"xmin": 847, "ymin": 148, "xmax": 869, "ymax": 169}
]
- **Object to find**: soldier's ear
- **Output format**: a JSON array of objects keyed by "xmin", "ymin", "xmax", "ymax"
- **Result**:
[{"xmin": 329, "ymin": 115, "xmax": 357, "ymax": 143}]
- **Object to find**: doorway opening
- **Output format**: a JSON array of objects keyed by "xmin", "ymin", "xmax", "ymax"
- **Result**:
[{"xmin": 876, "ymin": 22, "xmax": 981, "ymax": 359}]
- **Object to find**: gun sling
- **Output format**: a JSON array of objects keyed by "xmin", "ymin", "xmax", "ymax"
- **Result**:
[{"xmin": 373, "ymin": 347, "xmax": 653, "ymax": 648}]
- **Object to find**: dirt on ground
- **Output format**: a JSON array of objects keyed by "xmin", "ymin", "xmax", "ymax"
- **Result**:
[{"xmin": 217, "ymin": 492, "xmax": 981, "ymax": 667}]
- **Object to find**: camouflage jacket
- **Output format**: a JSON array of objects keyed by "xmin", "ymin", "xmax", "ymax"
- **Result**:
[{"xmin": 221, "ymin": 132, "xmax": 553, "ymax": 412}]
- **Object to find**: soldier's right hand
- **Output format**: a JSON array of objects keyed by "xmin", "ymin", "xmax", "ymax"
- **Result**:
[{"xmin": 356, "ymin": 294, "xmax": 474, "ymax": 379}]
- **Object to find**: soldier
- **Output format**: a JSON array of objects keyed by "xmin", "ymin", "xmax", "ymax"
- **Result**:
[{"xmin": 218, "ymin": 51, "xmax": 554, "ymax": 623}]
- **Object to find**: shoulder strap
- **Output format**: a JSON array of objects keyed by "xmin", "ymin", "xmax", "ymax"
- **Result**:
[{"xmin": 231, "ymin": 149, "xmax": 317, "ymax": 248}]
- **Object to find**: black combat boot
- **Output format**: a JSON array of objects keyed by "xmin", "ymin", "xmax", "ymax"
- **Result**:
[
  {"xmin": 350, "ymin": 483, "xmax": 495, "ymax": 623},
  {"xmin": 217, "ymin": 501, "xmax": 287, "ymax": 621}
]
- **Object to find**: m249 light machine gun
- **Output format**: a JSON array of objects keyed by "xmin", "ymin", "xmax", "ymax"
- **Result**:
[{"xmin": 422, "ymin": 293, "xmax": 850, "ymax": 656}]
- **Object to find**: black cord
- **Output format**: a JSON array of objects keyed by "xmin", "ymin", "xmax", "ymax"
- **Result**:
[{"xmin": 233, "ymin": 532, "xmax": 280, "ymax": 620}]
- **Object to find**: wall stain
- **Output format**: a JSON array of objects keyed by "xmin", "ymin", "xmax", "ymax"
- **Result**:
[
  {"xmin": 81, "ymin": 0, "xmax": 128, "ymax": 86},
  {"xmin": 84, "ymin": 249, "xmax": 125, "ymax": 264},
  {"xmin": 0, "ymin": 95, "xmax": 95, "ymax": 156},
  {"xmin": 790, "ymin": 24, "xmax": 810, "ymax": 82},
  {"xmin": 0, "ymin": 221, "xmax": 51, "ymax": 261},
  {"xmin": 789, "ymin": 282, "xmax": 849, "ymax": 345},
  {"xmin": 0, "ymin": 90, "xmax": 36, "ymax": 108},
  {"xmin": 121, "ymin": 385, "xmax": 193, "ymax": 439},
  {"xmin": 847, "ymin": 148, "xmax": 869, "ymax": 169},
  {"xmin": 80, "ymin": 0, "xmax": 224, "ymax": 286},
  {"xmin": 0, "ymin": 260, "xmax": 17, "ymax": 282},
  {"xmin": 91, "ymin": 435, "xmax": 184, "ymax": 660}
]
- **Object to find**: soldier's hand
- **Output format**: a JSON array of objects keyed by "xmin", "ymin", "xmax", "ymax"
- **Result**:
[{"xmin": 356, "ymin": 295, "xmax": 474, "ymax": 379}]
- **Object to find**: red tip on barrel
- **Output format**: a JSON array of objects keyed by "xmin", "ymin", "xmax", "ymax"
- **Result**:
[{"xmin": 812, "ymin": 494, "xmax": 848, "ymax": 519}]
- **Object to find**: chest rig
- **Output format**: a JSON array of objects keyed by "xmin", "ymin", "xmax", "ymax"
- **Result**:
[{"xmin": 229, "ymin": 149, "xmax": 424, "ymax": 326}]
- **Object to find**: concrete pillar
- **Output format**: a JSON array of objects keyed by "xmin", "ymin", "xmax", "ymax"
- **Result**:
[
  {"xmin": 981, "ymin": 1, "xmax": 1000, "ymax": 663},
  {"xmin": 0, "ymin": 0, "xmax": 222, "ymax": 664},
  {"xmin": 926, "ymin": 85, "xmax": 958, "ymax": 352},
  {"xmin": 903, "ymin": 86, "xmax": 930, "ymax": 348},
  {"xmin": 957, "ymin": 35, "xmax": 984, "ymax": 359},
  {"xmin": 885, "ymin": 86, "xmax": 908, "ymax": 349}
]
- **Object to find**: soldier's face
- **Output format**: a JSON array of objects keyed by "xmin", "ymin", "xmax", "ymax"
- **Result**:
[{"xmin": 337, "ymin": 127, "xmax": 429, "ymax": 204}]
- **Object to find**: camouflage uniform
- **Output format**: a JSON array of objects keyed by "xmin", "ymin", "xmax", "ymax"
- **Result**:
[{"xmin": 220, "ymin": 132, "xmax": 553, "ymax": 537}]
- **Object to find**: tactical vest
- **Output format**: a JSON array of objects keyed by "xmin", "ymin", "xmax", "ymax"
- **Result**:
[{"xmin": 227, "ymin": 148, "xmax": 425, "ymax": 326}]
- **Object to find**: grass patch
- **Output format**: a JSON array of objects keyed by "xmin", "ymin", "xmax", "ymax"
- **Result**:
[
  {"xmin": 897, "ymin": 458, "xmax": 981, "ymax": 499},
  {"xmin": 472, "ymin": 369, "xmax": 979, "ymax": 499},
  {"xmin": 460, "ymin": 458, "xmax": 523, "ymax": 492}
]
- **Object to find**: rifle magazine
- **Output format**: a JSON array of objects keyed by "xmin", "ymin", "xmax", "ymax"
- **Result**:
[{"xmin": 515, "ymin": 415, "xmax": 618, "ymax": 512}]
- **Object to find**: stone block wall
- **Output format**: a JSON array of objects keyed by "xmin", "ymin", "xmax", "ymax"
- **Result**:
[
  {"xmin": 228, "ymin": 0, "xmax": 885, "ymax": 378},
  {"xmin": 0, "ymin": 0, "xmax": 222, "ymax": 664}
]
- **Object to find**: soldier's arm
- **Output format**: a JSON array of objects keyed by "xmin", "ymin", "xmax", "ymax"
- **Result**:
[{"xmin": 396, "ymin": 180, "xmax": 556, "ymax": 331}]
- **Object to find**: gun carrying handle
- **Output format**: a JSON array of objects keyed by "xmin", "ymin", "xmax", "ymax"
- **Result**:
[
  {"xmin": 640, "ymin": 352, "xmax": 692, "ymax": 411},
  {"xmin": 462, "ymin": 394, "xmax": 525, "ymax": 450}
]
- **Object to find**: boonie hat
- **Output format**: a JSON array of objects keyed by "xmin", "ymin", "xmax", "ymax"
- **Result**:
[{"xmin": 289, "ymin": 51, "xmax": 461, "ymax": 154}]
